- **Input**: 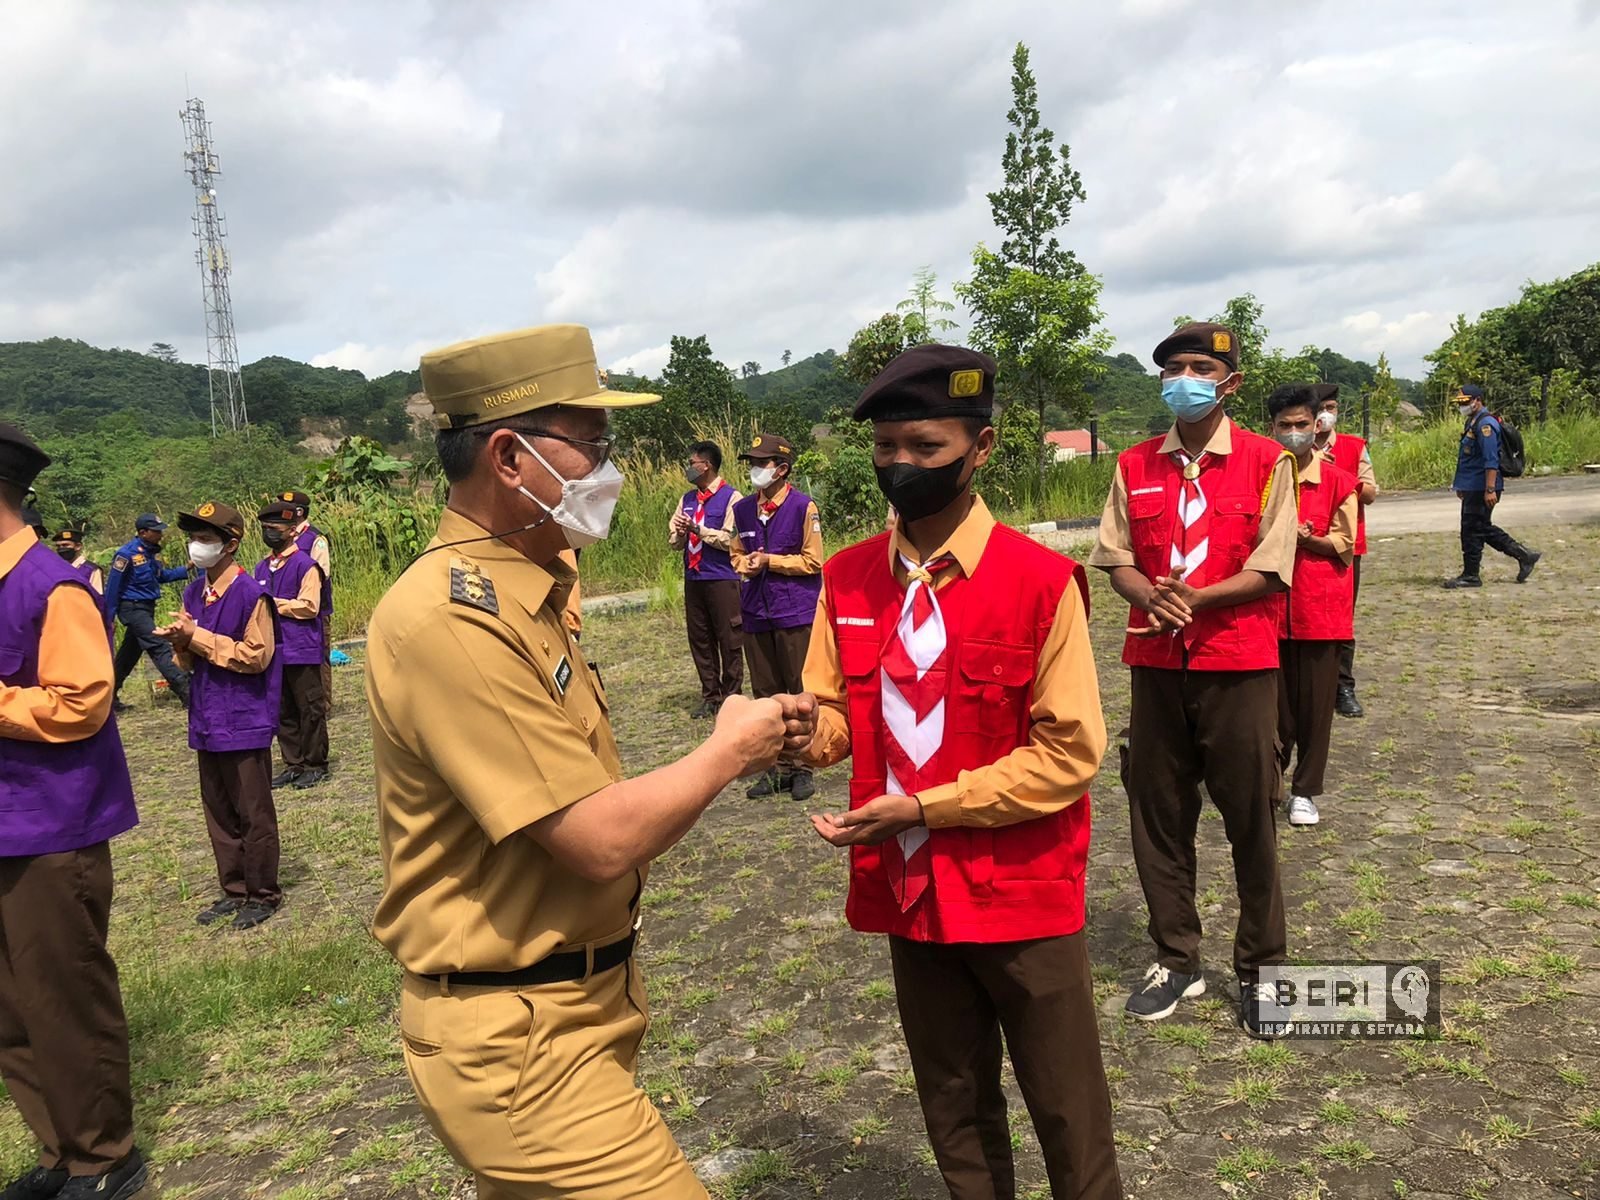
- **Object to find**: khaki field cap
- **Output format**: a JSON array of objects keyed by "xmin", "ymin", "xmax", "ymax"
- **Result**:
[{"xmin": 421, "ymin": 324, "xmax": 660, "ymax": 429}]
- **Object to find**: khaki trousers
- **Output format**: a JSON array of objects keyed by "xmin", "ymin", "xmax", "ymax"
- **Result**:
[
  {"xmin": 0, "ymin": 845, "xmax": 135, "ymax": 1175},
  {"xmin": 400, "ymin": 960, "xmax": 707, "ymax": 1199}
]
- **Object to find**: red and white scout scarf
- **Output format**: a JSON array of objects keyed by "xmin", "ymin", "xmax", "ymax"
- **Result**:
[
  {"xmin": 1169, "ymin": 449, "xmax": 1212, "ymax": 587},
  {"xmin": 686, "ymin": 479, "xmax": 721, "ymax": 572},
  {"xmin": 878, "ymin": 553, "xmax": 954, "ymax": 911}
]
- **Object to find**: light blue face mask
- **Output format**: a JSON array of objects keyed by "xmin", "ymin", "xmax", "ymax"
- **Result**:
[{"xmin": 1162, "ymin": 375, "xmax": 1223, "ymax": 423}]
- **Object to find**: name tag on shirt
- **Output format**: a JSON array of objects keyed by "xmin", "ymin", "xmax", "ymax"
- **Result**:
[
  {"xmin": 553, "ymin": 655, "xmax": 573, "ymax": 698},
  {"xmin": 1131, "ymin": 486, "xmax": 1164, "ymax": 497},
  {"xmin": 837, "ymin": 617, "xmax": 874, "ymax": 627}
]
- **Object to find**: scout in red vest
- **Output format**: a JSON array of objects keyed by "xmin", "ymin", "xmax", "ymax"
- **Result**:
[
  {"xmin": 804, "ymin": 347, "xmax": 1120, "ymax": 1200},
  {"xmin": 731, "ymin": 432, "xmax": 823, "ymax": 802},
  {"xmin": 258, "ymin": 502, "xmax": 330, "ymax": 791},
  {"xmin": 1269, "ymin": 385, "xmax": 1360, "ymax": 828},
  {"xmin": 668, "ymin": 440, "xmax": 745, "ymax": 718},
  {"xmin": 155, "ymin": 502, "xmax": 286, "ymax": 932},
  {"xmin": 1309, "ymin": 384, "xmax": 1379, "ymax": 718},
  {"xmin": 0, "ymin": 424, "xmax": 148, "ymax": 1200},
  {"xmin": 1089, "ymin": 322, "xmax": 1298, "ymax": 1040}
]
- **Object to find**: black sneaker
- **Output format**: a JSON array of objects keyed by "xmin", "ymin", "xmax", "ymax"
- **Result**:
[
  {"xmin": 1, "ymin": 1166, "xmax": 68, "ymax": 1200},
  {"xmin": 231, "ymin": 900, "xmax": 278, "ymax": 931},
  {"xmin": 1240, "ymin": 980, "xmax": 1289, "ymax": 1040},
  {"xmin": 789, "ymin": 772, "xmax": 816, "ymax": 803},
  {"xmin": 292, "ymin": 768, "xmax": 328, "ymax": 790},
  {"xmin": 1516, "ymin": 551, "xmax": 1541, "ymax": 583},
  {"xmin": 746, "ymin": 770, "xmax": 787, "ymax": 799},
  {"xmin": 1443, "ymin": 574, "xmax": 1483, "ymax": 589},
  {"xmin": 57, "ymin": 1151, "xmax": 146, "ymax": 1200},
  {"xmin": 270, "ymin": 768, "xmax": 303, "ymax": 789},
  {"xmin": 196, "ymin": 898, "xmax": 244, "ymax": 926},
  {"xmin": 1125, "ymin": 963, "xmax": 1206, "ymax": 1021},
  {"xmin": 1334, "ymin": 684, "xmax": 1364, "ymax": 719},
  {"xmin": 691, "ymin": 700, "xmax": 713, "ymax": 720}
]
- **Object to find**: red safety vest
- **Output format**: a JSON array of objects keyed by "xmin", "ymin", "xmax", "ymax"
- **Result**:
[
  {"xmin": 1280, "ymin": 462, "xmax": 1359, "ymax": 642},
  {"xmin": 1118, "ymin": 425, "xmax": 1290, "ymax": 672},
  {"xmin": 1322, "ymin": 434, "xmax": 1369, "ymax": 555},
  {"xmin": 822, "ymin": 524, "xmax": 1092, "ymax": 944}
]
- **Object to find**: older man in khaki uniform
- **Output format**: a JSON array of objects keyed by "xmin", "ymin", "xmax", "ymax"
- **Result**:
[{"xmin": 366, "ymin": 324, "xmax": 812, "ymax": 1200}]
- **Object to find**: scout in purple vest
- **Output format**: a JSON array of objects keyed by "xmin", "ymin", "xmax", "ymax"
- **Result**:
[
  {"xmin": 51, "ymin": 525, "xmax": 112, "ymax": 640},
  {"xmin": 666, "ymin": 440, "xmax": 745, "ymax": 719},
  {"xmin": 257, "ymin": 501, "xmax": 330, "ymax": 790},
  {"xmin": 155, "ymin": 501, "xmax": 285, "ymax": 932},
  {"xmin": 276, "ymin": 488, "xmax": 334, "ymax": 718},
  {"xmin": 730, "ymin": 431, "xmax": 823, "ymax": 802},
  {"xmin": 0, "ymin": 422, "xmax": 149, "ymax": 1200}
]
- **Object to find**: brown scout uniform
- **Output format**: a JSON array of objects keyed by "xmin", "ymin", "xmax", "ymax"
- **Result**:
[{"xmin": 367, "ymin": 324, "xmax": 707, "ymax": 1200}]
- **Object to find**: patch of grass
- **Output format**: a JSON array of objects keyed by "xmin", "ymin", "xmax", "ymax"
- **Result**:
[
  {"xmin": 1503, "ymin": 817, "xmax": 1548, "ymax": 839},
  {"xmin": 1531, "ymin": 951, "xmax": 1578, "ymax": 979},
  {"xmin": 1557, "ymin": 1067, "xmax": 1589, "ymax": 1088},
  {"xmin": 1449, "ymin": 955, "xmax": 1515, "ymax": 985},
  {"xmin": 1318, "ymin": 1099, "xmax": 1357, "ymax": 1126},
  {"xmin": 1578, "ymin": 1108, "xmax": 1600, "ymax": 1133},
  {"xmin": 1226, "ymin": 1075, "xmax": 1282, "ymax": 1108},
  {"xmin": 1151, "ymin": 1023, "xmax": 1211, "ymax": 1051},
  {"xmin": 1317, "ymin": 1138, "xmax": 1374, "ymax": 1165},
  {"xmin": 1243, "ymin": 1043, "xmax": 1299, "ymax": 1073},
  {"xmin": 1214, "ymin": 1147, "xmax": 1282, "ymax": 1187},
  {"xmin": 1560, "ymin": 891, "xmax": 1599, "ymax": 910},
  {"xmin": 1333, "ymin": 904, "xmax": 1383, "ymax": 941},
  {"xmin": 1506, "ymin": 894, "xmax": 1548, "ymax": 915},
  {"xmin": 1484, "ymin": 1114, "xmax": 1533, "ymax": 1144},
  {"xmin": 718, "ymin": 1149, "xmax": 791, "ymax": 1198},
  {"xmin": 1376, "ymin": 1105, "xmax": 1410, "ymax": 1126},
  {"xmin": 1520, "ymin": 862, "xmax": 1557, "ymax": 884},
  {"xmin": 860, "ymin": 978, "xmax": 894, "ymax": 1002}
]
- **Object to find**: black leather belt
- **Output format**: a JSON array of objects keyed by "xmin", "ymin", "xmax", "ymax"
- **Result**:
[{"xmin": 421, "ymin": 928, "xmax": 636, "ymax": 989}]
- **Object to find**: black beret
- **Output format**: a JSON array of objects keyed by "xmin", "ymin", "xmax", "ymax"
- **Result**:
[
  {"xmin": 1309, "ymin": 382, "xmax": 1340, "ymax": 404},
  {"xmin": 54, "ymin": 527, "xmax": 85, "ymax": 546},
  {"xmin": 0, "ymin": 421, "xmax": 50, "ymax": 492},
  {"xmin": 258, "ymin": 502, "xmax": 300, "ymax": 523},
  {"xmin": 854, "ymin": 344, "xmax": 996, "ymax": 423},
  {"xmin": 1153, "ymin": 322, "xmax": 1240, "ymax": 374}
]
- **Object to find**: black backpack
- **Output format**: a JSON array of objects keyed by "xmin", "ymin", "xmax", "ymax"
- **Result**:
[{"xmin": 1495, "ymin": 414, "xmax": 1526, "ymax": 478}]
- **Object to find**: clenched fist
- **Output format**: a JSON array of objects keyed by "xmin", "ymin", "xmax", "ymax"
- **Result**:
[{"xmin": 711, "ymin": 695, "xmax": 785, "ymax": 777}]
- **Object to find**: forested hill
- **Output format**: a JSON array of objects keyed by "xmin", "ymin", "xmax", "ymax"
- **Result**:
[{"xmin": 0, "ymin": 338, "xmax": 419, "ymax": 444}]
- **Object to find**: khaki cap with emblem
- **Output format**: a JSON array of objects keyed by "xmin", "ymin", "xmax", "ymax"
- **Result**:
[
  {"xmin": 178, "ymin": 501, "xmax": 245, "ymax": 541},
  {"xmin": 421, "ymin": 324, "xmax": 660, "ymax": 429}
]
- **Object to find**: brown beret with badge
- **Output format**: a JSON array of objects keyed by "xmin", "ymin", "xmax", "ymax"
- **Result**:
[
  {"xmin": 421, "ymin": 323, "xmax": 660, "ymax": 430},
  {"xmin": 178, "ymin": 501, "xmax": 245, "ymax": 541},
  {"xmin": 738, "ymin": 432, "xmax": 796, "ymax": 463},
  {"xmin": 274, "ymin": 490, "xmax": 311, "ymax": 515},
  {"xmin": 854, "ymin": 344, "xmax": 997, "ymax": 423},
  {"xmin": 1153, "ymin": 322, "xmax": 1240, "ymax": 374},
  {"xmin": 53, "ymin": 527, "xmax": 85, "ymax": 547},
  {"xmin": 0, "ymin": 420, "xmax": 50, "ymax": 492}
]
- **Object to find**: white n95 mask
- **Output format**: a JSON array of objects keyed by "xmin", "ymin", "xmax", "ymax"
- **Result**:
[{"xmin": 514, "ymin": 433, "xmax": 624, "ymax": 550}]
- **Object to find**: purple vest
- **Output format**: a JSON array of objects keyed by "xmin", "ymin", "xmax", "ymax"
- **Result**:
[
  {"xmin": 679, "ymin": 484, "xmax": 737, "ymax": 582},
  {"xmin": 295, "ymin": 523, "xmax": 333, "ymax": 635},
  {"xmin": 732, "ymin": 489, "xmax": 823, "ymax": 633},
  {"xmin": 0, "ymin": 542, "xmax": 139, "ymax": 857},
  {"xmin": 253, "ymin": 551, "xmax": 324, "ymax": 666},
  {"xmin": 74, "ymin": 560, "xmax": 113, "ymax": 637},
  {"xmin": 183, "ymin": 570, "xmax": 283, "ymax": 753}
]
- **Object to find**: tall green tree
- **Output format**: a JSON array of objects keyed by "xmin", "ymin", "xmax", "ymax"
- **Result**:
[
  {"xmin": 614, "ymin": 335, "xmax": 748, "ymax": 461},
  {"xmin": 896, "ymin": 267, "xmax": 960, "ymax": 345},
  {"xmin": 958, "ymin": 42, "xmax": 1107, "ymax": 448},
  {"xmin": 1362, "ymin": 352, "xmax": 1404, "ymax": 432},
  {"xmin": 842, "ymin": 314, "xmax": 911, "ymax": 385}
]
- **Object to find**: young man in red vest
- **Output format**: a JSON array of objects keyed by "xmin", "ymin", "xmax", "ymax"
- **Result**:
[
  {"xmin": 1270, "ymin": 385, "xmax": 1360, "ymax": 828},
  {"xmin": 1309, "ymin": 384, "xmax": 1378, "ymax": 718},
  {"xmin": 1089, "ymin": 322, "xmax": 1298, "ymax": 1039},
  {"xmin": 804, "ymin": 346, "xmax": 1120, "ymax": 1200}
]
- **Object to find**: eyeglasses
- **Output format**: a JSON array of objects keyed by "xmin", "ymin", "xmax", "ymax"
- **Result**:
[{"xmin": 486, "ymin": 426, "xmax": 615, "ymax": 466}]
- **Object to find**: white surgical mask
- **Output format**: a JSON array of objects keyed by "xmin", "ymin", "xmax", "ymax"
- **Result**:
[
  {"xmin": 188, "ymin": 540, "xmax": 224, "ymax": 569},
  {"xmin": 514, "ymin": 433, "xmax": 624, "ymax": 550},
  {"xmin": 750, "ymin": 464, "xmax": 779, "ymax": 489},
  {"xmin": 1315, "ymin": 410, "xmax": 1337, "ymax": 433}
]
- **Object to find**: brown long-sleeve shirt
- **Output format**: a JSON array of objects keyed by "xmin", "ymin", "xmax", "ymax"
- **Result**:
[
  {"xmin": 262, "ymin": 547, "xmax": 324, "ymax": 620},
  {"xmin": 175, "ymin": 564, "xmax": 276, "ymax": 673},
  {"xmin": 1088, "ymin": 419, "xmax": 1300, "ymax": 585},
  {"xmin": 730, "ymin": 484, "xmax": 824, "ymax": 577},
  {"xmin": 802, "ymin": 496, "xmax": 1106, "ymax": 829},
  {"xmin": 0, "ymin": 528, "xmax": 114, "ymax": 743}
]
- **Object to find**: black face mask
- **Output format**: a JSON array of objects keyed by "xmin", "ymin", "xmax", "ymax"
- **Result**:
[
  {"xmin": 875, "ymin": 453, "xmax": 972, "ymax": 524},
  {"xmin": 55, "ymin": 545, "xmax": 78, "ymax": 562},
  {"xmin": 261, "ymin": 527, "xmax": 290, "ymax": 549}
]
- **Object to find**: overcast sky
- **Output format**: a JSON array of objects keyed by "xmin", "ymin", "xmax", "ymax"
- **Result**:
[{"xmin": 3, "ymin": 0, "xmax": 1597, "ymax": 384}]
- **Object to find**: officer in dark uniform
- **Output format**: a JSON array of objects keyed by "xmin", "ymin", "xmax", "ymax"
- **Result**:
[
  {"xmin": 106, "ymin": 514, "xmax": 193, "ymax": 709},
  {"xmin": 1443, "ymin": 385, "xmax": 1540, "ymax": 589}
]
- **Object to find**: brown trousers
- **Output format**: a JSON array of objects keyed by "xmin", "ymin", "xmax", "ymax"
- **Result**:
[
  {"xmin": 891, "ymin": 933, "xmax": 1122, "ymax": 1200},
  {"xmin": 0, "ymin": 845, "xmax": 135, "ymax": 1175},
  {"xmin": 198, "ymin": 747, "xmax": 282, "ymax": 905},
  {"xmin": 1277, "ymin": 640, "xmax": 1339, "ymax": 797},
  {"xmin": 1126, "ymin": 667, "xmax": 1286, "ymax": 982},
  {"xmin": 684, "ymin": 579, "xmax": 743, "ymax": 705},
  {"xmin": 744, "ymin": 624, "xmax": 812, "ymax": 772},
  {"xmin": 279, "ymin": 663, "xmax": 330, "ymax": 772},
  {"xmin": 1337, "ymin": 556, "xmax": 1361, "ymax": 689}
]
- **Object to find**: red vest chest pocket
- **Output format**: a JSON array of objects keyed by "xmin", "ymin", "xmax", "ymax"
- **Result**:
[
  {"xmin": 1129, "ymin": 493, "xmax": 1169, "ymax": 553},
  {"xmin": 953, "ymin": 638, "xmax": 1035, "ymax": 737},
  {"xmin": 1209, "ymin": 495, "xmax": 1262, "ymax": 560}
]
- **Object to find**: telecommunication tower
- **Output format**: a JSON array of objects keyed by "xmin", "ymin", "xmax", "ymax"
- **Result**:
[{"xmin": 180, "ymin": 98, "xmax": 247, "ymax": 434}]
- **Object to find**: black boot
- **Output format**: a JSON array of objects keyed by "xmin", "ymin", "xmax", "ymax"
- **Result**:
[
  {"xmin": 1443, "ymin": 574, "xmax": 1482, "ymax": 589},
  {"xmin": 1516, "ymin": 549, "xmax": 1541, "ymax": 583},
  {"xmin": 1335, "ymin": 684, "xmax": 1365, "ymax": 718}
]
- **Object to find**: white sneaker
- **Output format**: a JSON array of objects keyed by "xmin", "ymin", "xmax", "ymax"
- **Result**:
[{"xmin": 1288, "ymin": 795, "xmax": 1320, "ymax": 826}]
